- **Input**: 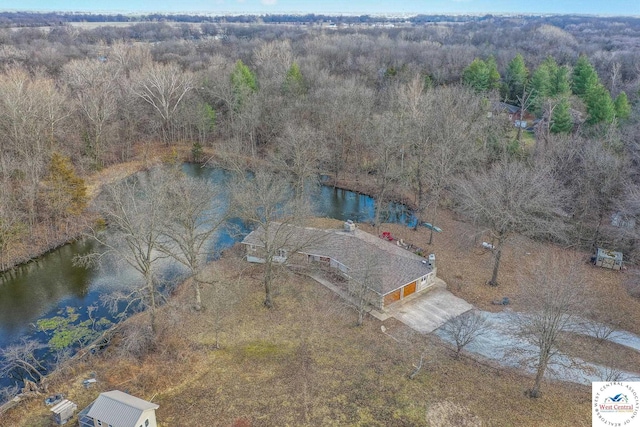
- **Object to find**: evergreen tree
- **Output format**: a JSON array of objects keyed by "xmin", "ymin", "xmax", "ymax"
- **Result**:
[
  {"xmin": 462, "ymin": 58, "xmax": 491, "ymax": 92},
  {"xmin": 230, "ymin": 59, "xmax": 257, "ymax": 108},
  {"xmin": 486, "ymin": 56, "xmax": 502, "ymax": 90},
  {"xmin": 586, "ymin": 83, "xmax": 615, "ymax": 125},
  {"xmin": 553, "ymin": 65, "xmax": 572, "ymax": 97},
  {"xmin": 614, "ymin": 91, "xmax": 631, "ymax": 120},
  {"xmin": 282, "ymin": 62, "xmax": 306, "ymax": 96},
  {"xmin": 530, "ymin": 63, "xmax": 551, "ymax": 115},
  {"xmin": 572, "ymin": 54, "xmax": 598, "ymax": 97},
  {"xmin": 462, "ymin": 57, "xmax": 500, "ymax": 92},
  {"xmin": 542, "ymin": 57, "xmax": 559, "ymax": 89},
  {"xmin": 504, "ymin": 54, "xmax": 529, "ymax": 104},
  {"xmin": 44, "ymin": 152, "xmax": 88, "ymax": 217},
  {"xmin": 550, "ymin": 97, "xmax": 573, "ymax": 134}
]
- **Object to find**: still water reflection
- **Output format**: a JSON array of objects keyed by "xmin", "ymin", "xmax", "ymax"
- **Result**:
[{"xmin": 0, "ymin": 165, "xmax": 415, "ymax": 365}]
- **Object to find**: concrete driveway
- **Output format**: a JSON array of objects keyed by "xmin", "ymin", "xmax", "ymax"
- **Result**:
[{"xmin": 385, "ymin": 286, "xmax": 473, "ymax": 333}]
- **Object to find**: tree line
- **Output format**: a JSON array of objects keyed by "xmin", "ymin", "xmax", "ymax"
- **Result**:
[{"xmin": 0, "ymin": 19, "xmax": 638, "ymax": 273}]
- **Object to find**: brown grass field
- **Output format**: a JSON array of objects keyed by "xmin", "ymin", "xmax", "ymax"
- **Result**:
[{"xmin": 5, "ymin": 210, "xmax": 629, "ymax": 426}]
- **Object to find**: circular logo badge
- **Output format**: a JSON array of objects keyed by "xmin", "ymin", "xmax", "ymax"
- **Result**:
[{"xmin": 593, "ymin": 382, "xmax": 639, "ymax": 426}]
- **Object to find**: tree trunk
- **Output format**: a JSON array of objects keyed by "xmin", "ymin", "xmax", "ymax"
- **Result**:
[
  {"xmin": 413, "ymin": 169, "xmax": 424, "ymax": 231},
  {"xmin": 489, "ymin": 239, "xmax": 504, "ymax": 286},
  {"xmin": 428, "ymin": 205, "xmax": 439, "ymax": 245},
  {"xmin": 147, "ymin": 272, "xmax": 157, "ymax": 334},
  {"xmin": 264, "ymin": 258, "xmax": 273, "ymax": 308},
  {"xmin": 194, "ymin": 278, "xmax": 202, "ymax": 311},
  {"xmin": 529, "ymin": 354, "xmax": 549, "ymax": 398},
  {"xmin": 592, "ymin": 213, "xmax": 603, "ymax": 250}
]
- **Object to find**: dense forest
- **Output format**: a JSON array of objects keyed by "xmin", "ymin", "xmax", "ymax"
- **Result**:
[{"xmin": 0, "ymin": 13, "xmax": 639, "ymax": 272}]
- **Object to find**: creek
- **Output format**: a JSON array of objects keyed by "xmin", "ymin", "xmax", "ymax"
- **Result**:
[{"xmin": 0, "ymin": 164, "xmax": 416, "ymax": 387}]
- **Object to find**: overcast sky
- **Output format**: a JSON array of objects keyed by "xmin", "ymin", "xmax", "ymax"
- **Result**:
[{"xmin": 2, "ymin": 0, "xmax": 639, "ymax": 16}]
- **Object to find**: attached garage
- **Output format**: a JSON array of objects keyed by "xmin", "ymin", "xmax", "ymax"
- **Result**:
[
  {"xmin": 403, "ymin": 281, "xmax": 416, "ymax": 297},
  {"xmin": 384, "ymin": 289, "xmax": 401, "ymax": 306}
]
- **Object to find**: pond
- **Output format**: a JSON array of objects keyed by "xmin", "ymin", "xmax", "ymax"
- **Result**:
[{"xmin": 0, "ymin": 164, "xmax": 416, "ymax": 388}]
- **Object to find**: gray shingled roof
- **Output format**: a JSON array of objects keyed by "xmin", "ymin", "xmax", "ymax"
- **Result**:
[
  {"xmin": 86, "ymin": 390, "xmax": 158, "ymax": 427},
  {"xmin": 242, "ymin": 224, "xmax": 433, "ymax": 295}
]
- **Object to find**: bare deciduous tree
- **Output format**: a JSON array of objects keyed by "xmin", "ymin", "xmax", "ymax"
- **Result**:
[
  {"xmin": 0, "ymin": 339, "xmax": 46, "ymax": 384},
  {"xmin": 399, "ymin": 82, "xmax": 489, "ymax": 242},
  {"xmin": 517, "ymin": 255, "xmax": 587, "ymax": 398},
  {"xmin": 160, "ymin": 170, "xmax": 226, "ymax": 310},
  {"xmin": 269, "ymin": 123, "xmax": 325, "ymax": 215},
  {"xmin": 365, "ymin": 111, "xmax": 403, "ymax": 231},
  {"xmin": 63, "ymin": 58, "xmax": 121, "ymax": 168},
  {"xmin": 346, "ymin": 253, "xmax": 382, "ymax": 326},
  {"xmin": 229, "ymin": 168, "xmax": 302, "ymax": 308},
  {"xmin": 439, "ymin": 310, "xmax": 490, "ymax": 359},
  {"xmin": 0, "ymin": 67, "xmax": 67, "ymax": 226},
  {"xmin": 454, "ymin": 161, "xmax": 565, "ymax": 285},
  {"xmin": 130, "ymin": 62, "xmax": 195, "ymax": 143},
  {"xmin": 78, "ymin": 170, "xmax": 170, "ymax": 333}
]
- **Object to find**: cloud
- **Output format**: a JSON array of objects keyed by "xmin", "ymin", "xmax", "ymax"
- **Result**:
[{"xmin": 261, "ymin": 0, "xmax": 278, "ymax": 5}]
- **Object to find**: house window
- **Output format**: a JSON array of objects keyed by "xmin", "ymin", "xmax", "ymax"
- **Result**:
[
  {"xmin": 278, "ymin": 249, "xmax": 287, "ymax": 258},
  {"xmin": 249, "ymin": 244, "xmax": 256, "ymax": 252},
  {"xmin": 145, "ymin": 420, "xmax": 150, "ymax": 426}
]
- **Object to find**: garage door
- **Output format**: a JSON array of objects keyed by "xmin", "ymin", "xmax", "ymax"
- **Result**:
[
  {"xmin": 403, "ymin": 281, "xmax": 416, "ymax": 297},
  {"xmin": 384, "ymin": 289, "xmax": 401, "ymax": 307}
]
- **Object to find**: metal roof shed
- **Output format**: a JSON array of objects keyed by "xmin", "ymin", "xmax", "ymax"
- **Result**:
[{"xmin": 79, "ymin": 390, "xmax": 159, "ymax": 427}]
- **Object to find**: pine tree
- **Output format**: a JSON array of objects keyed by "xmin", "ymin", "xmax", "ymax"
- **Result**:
[
  {"xmin": 572, "ymin": 54, "xmax": 598, "ymax": 97},
  {"xmin": 553, "ymin": 65, "xmax": 572, "ymax": 97},
  {"xmin": 44, "ymin": 153, "xmax": 88, "ymax": 217},
  {"xmin": 551, "ymin": 97, "xmax": 573, "ymax": 134},
  {"xmin": 230, "ymin": 59, "xmax": 258, "ymax": 108},
  {"xmin": 282, "ymin": 62, "xmax": 306, "ymax": 96},
  {"xmin": 486, "ymin": 56, "xmax": 502, "ymax": 90},
  {"xmin": 542, "ymin": 57, "xmax": 559, "ymax": 90},
  {"xmin": 530, "ymin": 63, "xmax": 551, "ymax": 115},
  {"xmin": 586, "ymin": 83, "xmax": 615, "ymax": 125},
  {"xmin": 462, "ymin": 58, "xmax": 491, "ymax": 92},
  {"xmin": 614, "ymin": 91, "xmax": 631, "ymax": 120},
  {"xmin": 504, "ymin": 54, "xmax": 529, "ymax": 104}
]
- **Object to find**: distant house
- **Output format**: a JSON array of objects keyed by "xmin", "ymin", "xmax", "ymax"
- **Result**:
[
  {"xmin": 494, "ymin": 102, "xmax": 536, "ymax": 128},
  {"xmin": 78, "ymin": 390, "xmax": 159, "ymax": 427},
  {"xmin": 241, "ymin": 223, "xmax": 437, "ymax": 309}
]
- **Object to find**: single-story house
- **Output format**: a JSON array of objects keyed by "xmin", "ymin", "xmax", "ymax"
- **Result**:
[
  {"xmin": 241, "ymin": 222, "xmax": 437, "ymax": 310},
  {"xmin": 493, "ymin": 102, "xmax": 536, "ymax": 128},
  {"xmin": 78, "ymin": 390, "xmax": 159, "ymax": 427}
]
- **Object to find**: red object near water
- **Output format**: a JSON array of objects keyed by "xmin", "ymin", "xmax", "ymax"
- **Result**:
[{"xmin": 381, "ymin": 231, "xmax": 393, "ymax": 241}]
